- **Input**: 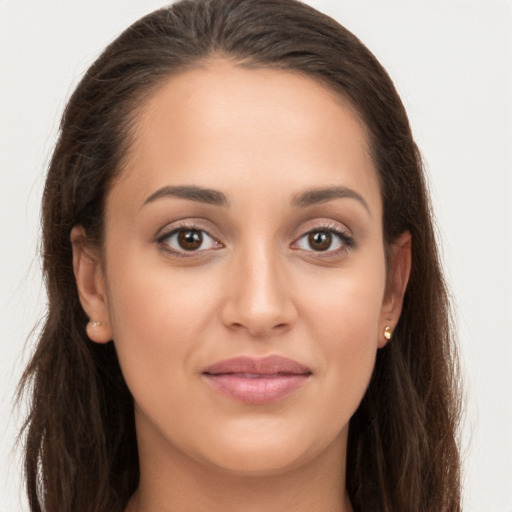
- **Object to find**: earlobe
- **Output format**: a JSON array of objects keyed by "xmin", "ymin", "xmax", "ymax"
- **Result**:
[
  {"xmin": 71, "ymin": 226, "xmax": 112, "ymax": 344},
  {"xmin": 85, "ymin": 320, "xmax": 111, "ymax": 343},
  {"xmin": 379, "ymin": 231, "xmax": 412, "ymax": 348}
]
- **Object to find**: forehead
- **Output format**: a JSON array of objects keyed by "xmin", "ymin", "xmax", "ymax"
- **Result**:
[{"xmin": 112, "ymin": 59, "xmax": 381, "ymax": 215}]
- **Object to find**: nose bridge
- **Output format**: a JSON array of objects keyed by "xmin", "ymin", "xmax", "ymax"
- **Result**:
[{"xmin": 222, "ymin": 233, "xmax": 296, "ymax": 335}]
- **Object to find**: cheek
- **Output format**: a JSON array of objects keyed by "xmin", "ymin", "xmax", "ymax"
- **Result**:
[
  {"xmin": 300, "ymin": 252, "xmax": 386, "ymax": 345},
  {"xmin": 103, "ymin": 252, "xmax": 220, "ymax": 397},
  {"xmin": 297, "ymin": 256, "xmax": 386, "ymax": 410}
]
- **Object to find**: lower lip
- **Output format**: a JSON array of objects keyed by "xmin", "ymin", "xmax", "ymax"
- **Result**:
[{"xmin": 203, "ymin": 373, "xmax": 310, "ymax": 404}]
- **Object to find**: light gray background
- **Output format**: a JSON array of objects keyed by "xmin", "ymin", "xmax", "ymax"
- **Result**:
[{"xmin": 1, "ymin": 1, "xmax": 511, "ymax": 510}]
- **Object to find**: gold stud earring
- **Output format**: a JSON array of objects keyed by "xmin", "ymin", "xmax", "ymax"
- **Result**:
[
  {"xmin": 384, "ymin": 325, "xmax": 392, "ymax": 341},
  {"xmin": 89, "ymin": 321, "xmax": 102, "ymax": 328}
]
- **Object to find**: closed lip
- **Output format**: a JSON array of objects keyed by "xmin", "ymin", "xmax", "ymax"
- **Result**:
[
  {"xmin": 202, "ymin": 355, "xmax": 312, "ymax": 404},
  {"xmin": 203, "ymin": 355, "xmax": 312, "ymax": 376}
]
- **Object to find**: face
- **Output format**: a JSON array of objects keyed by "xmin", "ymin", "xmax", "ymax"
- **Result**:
[{"xmin": 74, "ymin": 60, "xmax": 408, "ymax": 478}]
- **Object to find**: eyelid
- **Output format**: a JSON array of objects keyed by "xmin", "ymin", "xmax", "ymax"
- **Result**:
[
  {"xmin": 156, "ymin": 221, "xmax": 224, "ymax": 256},
  {"xmin": 291, "ymin": 221, "xmax": 355, "ymax": 255},
  {"xmin": 154, "ymin": 218, "xmax": 355, "ymax": 259}
]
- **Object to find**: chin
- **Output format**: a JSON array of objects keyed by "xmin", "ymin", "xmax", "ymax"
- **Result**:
[
  {"xmin": 201, "ymin": 444, "xmax": 310, "ymax": 476},
  {"xmin": 189, "ymin": 419, "xmax": 345, "ymax": 477}
]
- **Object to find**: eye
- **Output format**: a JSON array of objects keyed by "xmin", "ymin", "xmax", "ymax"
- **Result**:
[
  {"xmin": 294, "ymin": 227, "xmax": 353, "ymax": 253},
  {"xmin": 158, "ymin": 227, "xmax": 221, "ymax": 254}
]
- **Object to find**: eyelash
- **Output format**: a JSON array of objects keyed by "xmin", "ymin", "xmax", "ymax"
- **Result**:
[
  {"xmin": 156, "ymin": 222, "xmax": 222, "ymax": 258},
  {"xmin": 156, "ymin": 222, "xmax": 355, "ymax": 258},
  {"xmin": 293, "ymin": 223, "xmax": 355, "ymax": 258}
]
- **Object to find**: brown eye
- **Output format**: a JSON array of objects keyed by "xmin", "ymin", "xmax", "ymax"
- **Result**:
[
  {"xmin": 294, "ymin": 227, "xmax": 352, "ymax": 255},
  {"xmin": 307, "ymin": 231, "xmax": 332, "ymax": 251},
  {"xmin": 177, "ymin": 229, "xmax": 203, "ymax": 251},
  {"xmin": 159, "ymin": 227, "xmax": 220, "ymax": 254}
]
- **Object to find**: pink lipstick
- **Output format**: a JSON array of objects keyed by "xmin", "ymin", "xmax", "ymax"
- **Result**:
[{"xmin": 203, "ymin": 355, "xmax": 311, "ymax": 404}]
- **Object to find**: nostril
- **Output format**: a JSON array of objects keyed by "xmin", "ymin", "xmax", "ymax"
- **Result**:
[{"xmin": 220, "ymin": 288, "xmax": 298, "ymax": 336}]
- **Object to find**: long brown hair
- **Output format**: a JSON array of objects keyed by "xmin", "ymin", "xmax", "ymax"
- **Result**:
[{"xmin": 19, "ymin": 1, "xmax": 462, "ymax": 510}]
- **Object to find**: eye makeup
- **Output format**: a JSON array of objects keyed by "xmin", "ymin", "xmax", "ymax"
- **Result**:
[{"xmin": 155, "ymin": 217, "xmax": 356, "ymax": 263}]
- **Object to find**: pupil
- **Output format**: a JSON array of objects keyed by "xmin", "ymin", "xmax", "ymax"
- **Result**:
[
  {"xmin": 178, "ymin": 230, "xmax": 203, "ymax": 250},
  {"xmin": 309, "ymin": 231, "xmax": 332, "ymax": 251}
]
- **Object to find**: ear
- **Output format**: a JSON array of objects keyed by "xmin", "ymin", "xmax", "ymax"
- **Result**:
[
  {"xmin": 378, "ymin": 231, "xmax": 412, "ymax": 348},
  {"xmin": 71, "ymin": 226, "xmax": 112, "ymax": 343}
]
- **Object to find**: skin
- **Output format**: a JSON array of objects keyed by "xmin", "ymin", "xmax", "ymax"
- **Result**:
[{"xmin": 72, "ymin": 60, "xmax": 411, "ymax": 512}]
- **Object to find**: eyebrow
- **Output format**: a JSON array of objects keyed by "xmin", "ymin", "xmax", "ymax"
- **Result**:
[
  {"xmin": 292, "ymin": 186, "xmax": 371, "ymax": 215},
  {"xmin": 142, "ymin": 185, "xmax": 228, "ymax": 208},
  {"xmin": 142, "ymin": 184, "xmax": 370, "ymax": 214}
]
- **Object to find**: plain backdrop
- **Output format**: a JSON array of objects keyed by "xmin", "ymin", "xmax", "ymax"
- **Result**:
[{"xmin": 1, "ymin": 1, "xmax": 511, "ymax": 511}]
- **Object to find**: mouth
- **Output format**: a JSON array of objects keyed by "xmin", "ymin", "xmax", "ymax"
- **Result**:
[{"xmin": 202, "ymin": 355, "xmax": 312, "ymax": 404}]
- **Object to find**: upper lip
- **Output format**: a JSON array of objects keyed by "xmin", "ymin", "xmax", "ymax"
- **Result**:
[{"xmin": 203, "ymin": 355, "xmax": 311, "ymax": 376}]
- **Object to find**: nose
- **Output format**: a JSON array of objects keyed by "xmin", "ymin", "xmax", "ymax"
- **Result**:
[{"xmin": 221, "ymin": 241, "xmax": 298, "ymax": 337}]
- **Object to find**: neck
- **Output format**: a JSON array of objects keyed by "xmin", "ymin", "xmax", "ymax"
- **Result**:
[{"xmin": 126, "ymin": 421, "xmax": 353, "ymax": 512}]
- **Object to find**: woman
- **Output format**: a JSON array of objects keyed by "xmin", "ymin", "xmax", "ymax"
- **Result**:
[{"xmin": 19, "ymin": 0, "xmax": 462, "ymax": 510}]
